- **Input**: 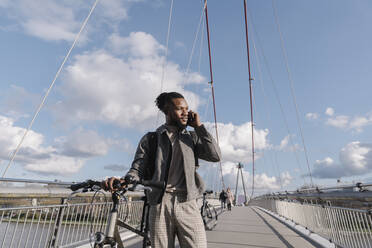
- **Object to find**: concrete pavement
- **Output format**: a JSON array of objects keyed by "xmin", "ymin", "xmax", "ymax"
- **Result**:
[
  {"xmin": 102, "ymin": 206, "xmax": 322, "ymax": 248},
  {"xmin": 206, "ymin": 206, "xmax": 322, "ymax": 248}
]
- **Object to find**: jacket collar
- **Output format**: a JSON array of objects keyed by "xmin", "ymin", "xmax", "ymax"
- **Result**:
[{"xmin": 157, "ymin": 124, "xmax": 188, "ymax": 135}]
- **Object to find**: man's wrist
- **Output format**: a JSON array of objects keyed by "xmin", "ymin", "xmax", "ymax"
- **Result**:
[
  {"xmin": 194, "ymin": 122, "xmax": 202, "ymax": 128},
  {"xmin": 194, "ymin": 124, "xmax": 207, "ymax": 134}
]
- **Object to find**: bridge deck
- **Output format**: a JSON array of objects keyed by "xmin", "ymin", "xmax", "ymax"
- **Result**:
[
  {"xmin": 121, "ymin": 206, "xmax": 321, "ymax": 248},
  {"xmin": 207, "ymin": 206, "xmax": 320, "ymax": 248}
]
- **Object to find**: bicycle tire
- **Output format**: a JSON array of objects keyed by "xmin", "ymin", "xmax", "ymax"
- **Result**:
[
  {"xmin": 201, "ymin": 204, "xmax": 210, "ymax": 226},
  {"xmin": 211, "ymin": 205, "xmax": 218, "ymax": 221},
  {"xmin": 206, "ymin": 204, "xmax": 213, "ymax": 219},
  {"xmin": 204, "ymin": 203, "xmax": 218, "ymax": 230}
]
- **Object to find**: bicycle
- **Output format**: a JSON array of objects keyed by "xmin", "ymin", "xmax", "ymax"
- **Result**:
[
  {"xmin": 70, "ymin": 179, "xmax": 163, "ymax": 248},
  {"xmin": 200, "ymin": 190, "xmax": 218, "ymax": 230}
]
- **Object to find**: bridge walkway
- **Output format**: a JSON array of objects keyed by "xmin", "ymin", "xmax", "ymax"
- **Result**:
[
  {"xmin": 206, "ymin": 206, "xmax": 321, "ymax": 248},
  {"xmin": 122, "ymin": 206, "xmax": 322, "ymax": 248}
]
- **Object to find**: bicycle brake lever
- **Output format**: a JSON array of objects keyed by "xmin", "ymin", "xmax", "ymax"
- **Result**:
[
  {"xmin": 127, "ymin": 183, "xmax": 152, "ymax": 192},
  {"xmin": 127, "ymin": 184, "xmax": 137, "ymax": 191},
  {"xmin": 141, "ymin": 186, "xmax": 152, "ymax": 192}
]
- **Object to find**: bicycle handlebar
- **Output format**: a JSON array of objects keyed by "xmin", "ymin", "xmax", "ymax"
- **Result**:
[
  {"xmin": 70, "ymin": 179, "xmax": 165, "ymax": 192},
  {"xmin": 70, "ymin": 180, "xmax": 101, "ymax": 191}
]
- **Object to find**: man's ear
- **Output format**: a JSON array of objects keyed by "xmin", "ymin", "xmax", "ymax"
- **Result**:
[
  {"xmin": 163, "ymin": 105, "xmax": 168, "ymax": 115},
  {"xmin": 163, "ymin": 102, "xmax": 172, "ymax": 115}
]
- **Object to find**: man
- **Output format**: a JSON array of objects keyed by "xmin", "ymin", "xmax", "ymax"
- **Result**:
[
  {"xmin": 219, "ymin": 189, "xmax": 227, "ymax": 209},
  {"xmin": 103, "ymin": 92, "xmax": 221, "ymax": 248}
]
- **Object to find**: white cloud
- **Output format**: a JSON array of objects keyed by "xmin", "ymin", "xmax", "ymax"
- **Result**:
[
  {"xmin": 306, "ymin": 108, "xmax": 372, "ymax": 133},
  {"xmin": 325, "ymin": 111, "xmax": 372, "ymax": 133},
  {"xmin": 325, "ymin": 107, "xmax": 334, "ymax": 116},
  {"xmin": 280, "ymin": 171, "xmax": 292, "ymax": 186},
  {"xmin": 24, "ymin": 156, "xmax": 84, "ymax": 175},
  {"xmin": 254, "ymin": 173, "xmax": 278, "ymax": 190},
  {"xmin": 204, "ymin": 122, "xmax": 270, "ymax": 164},
  {"xmin": 0, "ymin": 115, "xmax": 47, "ymax": 159},
  {"xmin": 54, "ymin": 32, "xmax": 205, "ymax": 129},
  {"xmin": 311, "ymin": 142, "xmax": 372, "ymax": 179},
  {"xmin": 204, "ymin": 161, "xmax": 291, "ymax": 192},
  {"xmin": 340, "ymin": 142, "xmax": 370, "ymax": 171},
  {"xmin": 104, "ymin": 164, "xmax": 129, "ymax": 172},
  {"xmin": 56, "ymin": 129, "xmax": 110, "ymax": 158},
  {"xmin": 0, "ymin": 85, "xmax": 39, "ymax": 120},
  {"xmin": 108, "ymin": 32, "xmax": 165, "ymax": 57},
  {"xmin": 311, "ymin": 159, "xmax": 342, "ymax": 179},
  {"xmin": 174, "ymin": 41, "xmax": 186, "ymax": 49},
  {"xmin": 349, "ymin": 116, "xmax": 372, "ymax": 132},
  {"xmin": 23, "ymin": 19, "xmax": 77, "ymax": 42},
  {"xmin": 326, "ymin": 115, "xmax": 349, "ymax": 129},
  {"xmin": 1, "ymin": 0, "xmax": 82, "ymax": 41},
  {"xmin": 0, "ymin": 115, "xmax": 110, "ymax": 176},
  {"xmin": 109, "ymin": 138, "xmax": 136, "ymax": 154},
  {"xmin": 196, "ymin": 123, "xmax": 287, "ymax": 192},
  {"xmin": 278, "ymin": 135, "xmax": 290, "ymax": 150},
  {"xmin": 99, "ymin": 0, "xmax": 141, "ymax": 21},
  {"xmin": 200, "ymin": 122, "xmax": 296, "ymax": 192},
  {"xmin": 274, "ymin": 134, "xmax": 301, "ymax": 152},
  {"xmin": 306, "ymin": 112, "xmax": 319, "ymax": 120},
  {"xmin": 318, "ymin": 157, "xmax": 334, "ymax": 165},
  {"xmin": 0, "ymin": 0, "xmax": 137, "ymax": 42}
]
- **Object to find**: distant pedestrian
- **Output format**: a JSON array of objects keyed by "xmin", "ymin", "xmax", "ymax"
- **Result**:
[
  {"xmin": 219, "ymin": 190, "xmax": 227, "ymax": 209},
  {"xmin": 226, "ymin": 188, "xmax": 234, "ymax": 211}
]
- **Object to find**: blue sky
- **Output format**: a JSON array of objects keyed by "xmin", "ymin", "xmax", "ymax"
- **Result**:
[{"xmin": 1, "ymin": 0, "xmax": 372, "ymax": 195}]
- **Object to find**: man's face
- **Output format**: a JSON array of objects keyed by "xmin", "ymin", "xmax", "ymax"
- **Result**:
[{"xmin": 167, "ymin": 98, "xmax": 189, "ymax": 127}]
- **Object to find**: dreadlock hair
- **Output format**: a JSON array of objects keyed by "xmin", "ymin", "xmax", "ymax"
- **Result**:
[{"xmin": 155, "ymin": 92, "xmax": 184, "ymax": 114}]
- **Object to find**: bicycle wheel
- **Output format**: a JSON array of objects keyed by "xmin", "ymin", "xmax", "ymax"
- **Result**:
[
  {"xmin": 202, "ymin": 205, "xmax": 216, "ymax": 230},
  {"xmin": 205, "ymin": 204, "xmax": 212, "ymax": 219},
  {"xmin": 211, "ymin": 205, "xmax": 218, "ymax": 221},
  {"xmin": 200, "ymin": 204, "xmax": 208, "ymax": 225}
]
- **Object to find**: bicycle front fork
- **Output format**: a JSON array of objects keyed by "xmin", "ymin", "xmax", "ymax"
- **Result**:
[{"xmin": 94, "ymin": 211, "xmax": 123, "ymax": 248}]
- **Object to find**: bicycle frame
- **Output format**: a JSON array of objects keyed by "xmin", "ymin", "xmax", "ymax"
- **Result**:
[
  {"xmin": 200, "ymin": 191, "xmax": 218, "ymax": 230},
  {"xmin": 94, "ymin": 191, "xmax": 151, "ymax": 248},
  {"xmin": 200, "ymin": 192, "xmax": 208, "ymax": 218}
]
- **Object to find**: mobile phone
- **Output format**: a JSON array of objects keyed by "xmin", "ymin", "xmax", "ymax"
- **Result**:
[{"xmin": 187, "ymin": 111, "xmax": 195, "ymax": 126}]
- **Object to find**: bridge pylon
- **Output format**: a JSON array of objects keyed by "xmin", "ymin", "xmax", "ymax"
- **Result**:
[{"xmin": 234, "ymin": 162, "xmax": 248, "ymax": 206}]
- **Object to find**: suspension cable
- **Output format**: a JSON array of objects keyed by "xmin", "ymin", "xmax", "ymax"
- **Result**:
[
  {"xmin": 243, "ymin": 0, "xmax": 256, "ymax": 199},
  {"xmin": 160, "ymin": 0, "xmax": 174, "ymax": 93},
  {"xmin": 2, "ymin": 0, "xmax": 100, "ymax": 178},
  {"xmin": 198, "ymin": 9, "xmax": 205, "ymax": 75},
  {"xmin": 185, "ymin": 1, "xmax": 207, "ymax": 77},
  {"xmin": 156, "ymin": 0, "xmax": 174, "ymax": 126},
  {"xmin": 250, "ymin": 53, "xmax": 284, "ymax": 191},
  {"xmin": 203, "ymin": 0, "xmax": 225, "ymax": 190},
  {"xmin": 250, "ymin": 26, "xmax": 284, "ymax": 189},
  {"xmin": 246, "ymin": 6, "xmax": 307, "ymax": 186},
  {"xmin": 272, "ymin": 0, "xmax": 313, "ymax": 185},
  {"xmin": 196, "ymin": 1, "xmax": 206, "ymax": 96}
]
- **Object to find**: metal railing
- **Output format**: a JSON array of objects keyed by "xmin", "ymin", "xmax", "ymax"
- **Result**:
[
  {"xmin": 251, "ymin": 197, "xmax": 372, "ymax": 248},
  {"xmin": 0, "ymin": 198, "xmax": 223, "ymax": 248},
  {"xmin": 259, "ymin": 182, "xmax": 372, "ymax": 207},
  {"xmin": 0, "ymin": 199, "xmax": 144, "ymax": 248},
  {"xmin": 0, "ymin": 177, "xmax": 222, "ymax": 248}
]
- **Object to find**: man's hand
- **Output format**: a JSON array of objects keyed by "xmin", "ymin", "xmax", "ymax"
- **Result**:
[
  {"xmin": 188, "ymin": 110, "xmax": 202, "ymax": 128},
  {"xmin": 101, "ymin": 177, "xmax": 125, "ymax": 192}
]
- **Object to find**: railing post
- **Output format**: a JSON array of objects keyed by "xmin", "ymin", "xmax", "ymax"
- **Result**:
[
  {"xmin": 48, "ymin": 198, "xmax": 67, "ymax": 248},
  {"xmin": 325, "ymin": 201, "xmax": 335, "ymax": 244}
]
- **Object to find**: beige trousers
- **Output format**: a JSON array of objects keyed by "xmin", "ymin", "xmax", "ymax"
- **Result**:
[{"xmin": 149, "ymin": 192, "xmax": 207, "ymax": 248}]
